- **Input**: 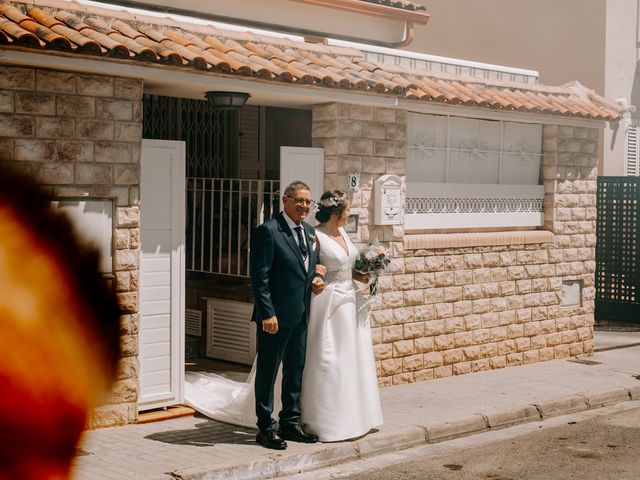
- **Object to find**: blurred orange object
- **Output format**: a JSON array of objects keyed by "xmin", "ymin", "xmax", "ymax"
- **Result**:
[{"xmin": 0, "ymin": 166, "xmax": 120, "ymax": 480}]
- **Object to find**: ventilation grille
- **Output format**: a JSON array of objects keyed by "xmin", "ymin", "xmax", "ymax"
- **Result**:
[
  {"xmin": 185, "ymin": 309, "xmax": 202, "ymax": 337},
  {"xmin": 626, "ymin": 125, "xmax": 639, "ymax": 176},
  {"xmin": 206, "ymin": 298, "xmax": 255, "ymax": 365}
]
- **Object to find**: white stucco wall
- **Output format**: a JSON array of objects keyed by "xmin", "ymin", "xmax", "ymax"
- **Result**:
[
  {"xmin": 407, "ymin": 0, "xmax": 606, "ymax": 89},
  {"xmin": 602, "ymin": 0, "xmax": 639, "ymax": 175},
  {"xmin": 407, "ymin": 0, "xmax": 638, "ymax": 176}
]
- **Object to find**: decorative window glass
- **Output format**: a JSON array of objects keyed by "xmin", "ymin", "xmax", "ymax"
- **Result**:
[{"xmin": 406, "ymin": 112, "xmax": 543, "ymax": 230}]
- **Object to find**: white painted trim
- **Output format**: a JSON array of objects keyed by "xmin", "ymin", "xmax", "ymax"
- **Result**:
[
  {"xmin": 405, "ymin": 184, "xmax": 545, "ymax": 230},
  {"xmin": 328, "ymin": 39, "xmax": 539, "ymax": 78},
  {"xmin": 400, "ymin": 99, "xmax": 607, "ymax": 128},
  {"xmin": 405, "ymin": 212, "xmax": 544, "ymax": 230},
  {"xmin": 173, "ymin": 140, "xmax": 186, "ymax": 406},
  {"xmin": 406, "ymin": 183, "xmax": 544, "ymax": 198},
  {"xmin": 404, "ymin": 230, "xmax": 554, "ymax": 249}
]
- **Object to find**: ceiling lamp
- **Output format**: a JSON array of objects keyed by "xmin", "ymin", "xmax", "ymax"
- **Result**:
[{"xmin": 204, "ymin": 91, "xmax": 251, "ymax": 110}]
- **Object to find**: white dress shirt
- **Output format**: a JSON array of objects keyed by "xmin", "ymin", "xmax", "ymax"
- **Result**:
[{"xmin": 283, "ymin": 212, "xmax": 309, "ymax": 271}]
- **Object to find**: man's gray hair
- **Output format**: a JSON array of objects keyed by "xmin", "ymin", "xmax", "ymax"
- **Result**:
[{"xmin": 283, "ymin": 180, "xmax": 310, "ymax": 197}]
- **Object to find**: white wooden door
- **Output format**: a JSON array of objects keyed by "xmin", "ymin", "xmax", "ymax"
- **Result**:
[
  {"xmin": 280, "ymin": 147, "xmax": 324, "ymax": 221},
  {"xmin": 138, "ymin": 139, "xmax": 185, "ymax": 411}
]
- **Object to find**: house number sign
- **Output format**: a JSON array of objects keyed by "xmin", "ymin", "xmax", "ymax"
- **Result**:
[{"xmin": 347, "ymin": 171, "xmax": 360, "ymax": 191}]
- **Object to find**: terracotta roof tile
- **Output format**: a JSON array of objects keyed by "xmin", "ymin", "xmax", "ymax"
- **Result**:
[
  {"xmin": 0, "ymin": 15, "xmax": 40, "ymax": 46},
  {"xmin": 112, "ymin": 20, "xmax": 183, "ymax": 64},
  {"xmin": 84, "ymin": 17, "xmax": 156, "ymax": 59},
  {"xmin": 55, "ymin": 11, "xmax": 128, "ymax": 56},
  {"xmin": 28, "ymin": 7, "xmax": 98, "ymax": 52},
  {"xmin": 163, "ymin": 30, "xmax": 228, "ymax": 71},
  {"xmin": 138, "ymin": 24, "xmax": 207, "ymax": 68},
  {"xmin": 245, "ymin": 42, "xmax": 313, "ymax": 83},
  {"xmin": 0, "ymin": 0, "xmax": 625, "ymax": 121},
  {"xmin": 1, "ymin": 4, "xmax": 69, "ymax": 49}
]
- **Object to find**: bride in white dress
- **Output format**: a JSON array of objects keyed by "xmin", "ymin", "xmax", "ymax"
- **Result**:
[
  {"xmin": 184, "ymin": 190, "xmax": 383, "ymax": 442},
  {"xmin": 300, "ymin": 190, "xmax": 383, "ymax": 441}
]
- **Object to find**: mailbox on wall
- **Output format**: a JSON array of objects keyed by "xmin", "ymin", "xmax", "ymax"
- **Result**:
[{"xmin": 374, "ymin": 174, "xmax": 403, "ymax": 225}]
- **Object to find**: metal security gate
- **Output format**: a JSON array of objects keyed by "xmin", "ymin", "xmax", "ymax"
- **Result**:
[
  {"xmin": 595, "ymin": 177, "xmax": 640, "ymax": 322},
  {"xmin": 187, "ymin": 178, "xmax": 279, "ymax": 277},
  {"xmin": 143, "ymin": 94, "xmax": 237, "ymax": 178}
]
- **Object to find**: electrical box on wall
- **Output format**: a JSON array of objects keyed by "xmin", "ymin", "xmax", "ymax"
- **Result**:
[{"xmin": 374, "ymin": 174, "xmax": 402, "ymax": 225}]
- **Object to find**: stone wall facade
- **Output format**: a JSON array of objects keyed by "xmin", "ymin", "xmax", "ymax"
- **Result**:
[
  {"xmin": 0, "ymin": 65, "xmax": 142, "ymax": 427},
  {"xmin": 313, "ymin": 102, "xmax": 598, "ymax": 387},
  {"xmin": 312, "ymin": 102, "xmax": 406, "ymax": 245}
]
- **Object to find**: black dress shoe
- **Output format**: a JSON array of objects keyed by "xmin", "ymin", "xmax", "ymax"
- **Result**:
[
  {"xmin": 256, "ymin": 431, "xmax": 287, "ymax": 450},
  {"xmin": 278, "ymin": 424, "xmax": 319, "ymax": 443}
]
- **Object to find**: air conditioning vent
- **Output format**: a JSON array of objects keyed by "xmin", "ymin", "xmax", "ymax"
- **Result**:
[
  {"xmin": 205, "ymin": 298, "xmax": 256, "ymax": 365},
  {"xmin": 185, "ymin": 309, "xmax": 202, "ymax": 337}
]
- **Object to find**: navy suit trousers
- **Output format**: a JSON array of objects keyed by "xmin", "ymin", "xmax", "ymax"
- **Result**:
[{"xmin": 254, "ymin": 315, "xmax": 308, "ymax": 433}]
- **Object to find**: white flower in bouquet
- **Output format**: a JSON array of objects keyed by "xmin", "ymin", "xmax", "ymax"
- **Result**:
[{"xmin": 354, "ymin": 242, "xmax": 391, "ymax": 295}]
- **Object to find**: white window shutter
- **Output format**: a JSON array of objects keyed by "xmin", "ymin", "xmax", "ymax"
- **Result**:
[{"xmin": 626, "ymin": 124, "xmax": 639, "ymax": 176}]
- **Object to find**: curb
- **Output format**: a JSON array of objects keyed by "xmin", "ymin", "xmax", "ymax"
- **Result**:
[
  {"xmin": 170, "ymin": 426, "xmax": 423, "ymax": 480},
  {"xmin": 170, "ymin": 386, "xmax": 639, "ymax": 480}
]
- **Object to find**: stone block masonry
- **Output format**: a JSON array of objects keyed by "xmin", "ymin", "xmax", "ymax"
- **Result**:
[
  {"xmin": 0, "ymin": 65, "xmax": 142, "ymax": 427},
  {"xmin": 313, "ymin": 103, "xmax": 597, "ymax": 387},
  {"xmin": 312, "ymin": 102, "xmax": 406, "ymax": 248}
]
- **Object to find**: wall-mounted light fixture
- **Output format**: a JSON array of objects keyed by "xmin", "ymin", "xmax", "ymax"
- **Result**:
[{"xmin": 204, "ymin": 91, "xmax": 251, "ymax": 110}]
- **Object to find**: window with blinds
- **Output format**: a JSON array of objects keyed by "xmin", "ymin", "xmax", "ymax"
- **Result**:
[{"xmin": 625, "ymin": 124, "xmax": 639, "ymax": 176}]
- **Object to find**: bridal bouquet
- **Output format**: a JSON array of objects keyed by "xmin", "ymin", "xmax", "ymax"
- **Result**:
[{"xmin": 353, "ymin": 242, "xmax": 391, "ymax": 296}]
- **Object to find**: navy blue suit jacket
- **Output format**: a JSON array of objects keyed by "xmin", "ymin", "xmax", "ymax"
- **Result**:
[{"xmin": 250, "ymin": 212, "xmax": 317, "ymax": 329}]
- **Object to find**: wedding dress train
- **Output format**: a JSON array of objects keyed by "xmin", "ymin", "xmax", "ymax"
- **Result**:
[
  {"xmin": 184, "ymin": 364, "xmax": 270, "ymax": 429},
  {"xmin": 184, "ymin": 227, "xmax": 383, "ymax": 440}
]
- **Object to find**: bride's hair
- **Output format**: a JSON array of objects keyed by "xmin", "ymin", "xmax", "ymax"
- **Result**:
[{"xmin": 315, "ymin": 190, "xmax": 348, "ymax": 223}]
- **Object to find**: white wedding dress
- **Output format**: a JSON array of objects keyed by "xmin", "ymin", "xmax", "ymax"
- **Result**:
[{"xmin": 184, "ymin": 227, "xmax": 383, "ymax": 441}]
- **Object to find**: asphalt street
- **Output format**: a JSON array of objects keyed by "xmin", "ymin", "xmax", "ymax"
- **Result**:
[{"xmin": 287, "ymin": 402, "xmax": 640, "ymax": 480}]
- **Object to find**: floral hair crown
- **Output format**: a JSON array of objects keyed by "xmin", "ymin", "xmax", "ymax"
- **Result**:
[{"xmin": 317, "ymin": 192, "xmax": 347, "ymax": 209}]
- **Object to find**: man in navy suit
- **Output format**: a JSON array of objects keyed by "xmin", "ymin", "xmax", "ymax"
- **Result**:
[{"xmin": 250, "ymin": 180, "xmax": 325, "ymax": 450}]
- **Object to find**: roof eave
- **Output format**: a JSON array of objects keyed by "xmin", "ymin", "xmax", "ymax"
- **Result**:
[
  {"xmin": 0, "ymin": 46, "xmax": 616, "ymax": 128},
  {"xmin": 293, "ymin": 0, "xmax": 430, "ymax": 25}
]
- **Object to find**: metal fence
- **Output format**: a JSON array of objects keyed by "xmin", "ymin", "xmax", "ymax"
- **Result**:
[
  {"xmin": 186, "ymin": 178, "xmax": 279, "ymax": 277},
  {"xmin": 595, "ymin": 176, "xmax": 640, "ymax": 322}
]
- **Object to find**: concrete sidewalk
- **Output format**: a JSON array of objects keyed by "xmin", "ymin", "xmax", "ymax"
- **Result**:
[{"xmin": 71, "ymin": 330, "xmax": 640, "ymax": 480}]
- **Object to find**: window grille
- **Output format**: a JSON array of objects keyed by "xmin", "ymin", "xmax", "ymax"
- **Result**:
[
  {"xmin": 142, "ymin": 94, "xmax": 237, "ymax": 178},
  {"xmin": 406, "ymin": 112, "xmax": 544, "ymax": 230}
]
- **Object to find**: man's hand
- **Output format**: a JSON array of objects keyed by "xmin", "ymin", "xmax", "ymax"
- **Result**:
[
  {"xmin": 311, "ymin": 277, "xmax": 325, "ymax": 294},
  {"xmin": 315, "ymin": 264, "xmax": 327, "ymax": 277},
  {"xmin": 262, "ymin": 316, "xmax": 279, "ymax": 334},
  {"xmin": 353, "ymin": 271, "xmax": 370, "ymax": 284}
]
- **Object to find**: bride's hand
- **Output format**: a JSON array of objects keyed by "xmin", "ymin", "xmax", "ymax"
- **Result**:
[{"xmin": 315, "ymin": 264, "xmax": 327, "ymax": 277}]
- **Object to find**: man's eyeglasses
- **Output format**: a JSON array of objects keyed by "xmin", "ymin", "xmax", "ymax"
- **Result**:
[{"xmin": 286, "ymin": 195, "xmax": 315, "ymax": 207}]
